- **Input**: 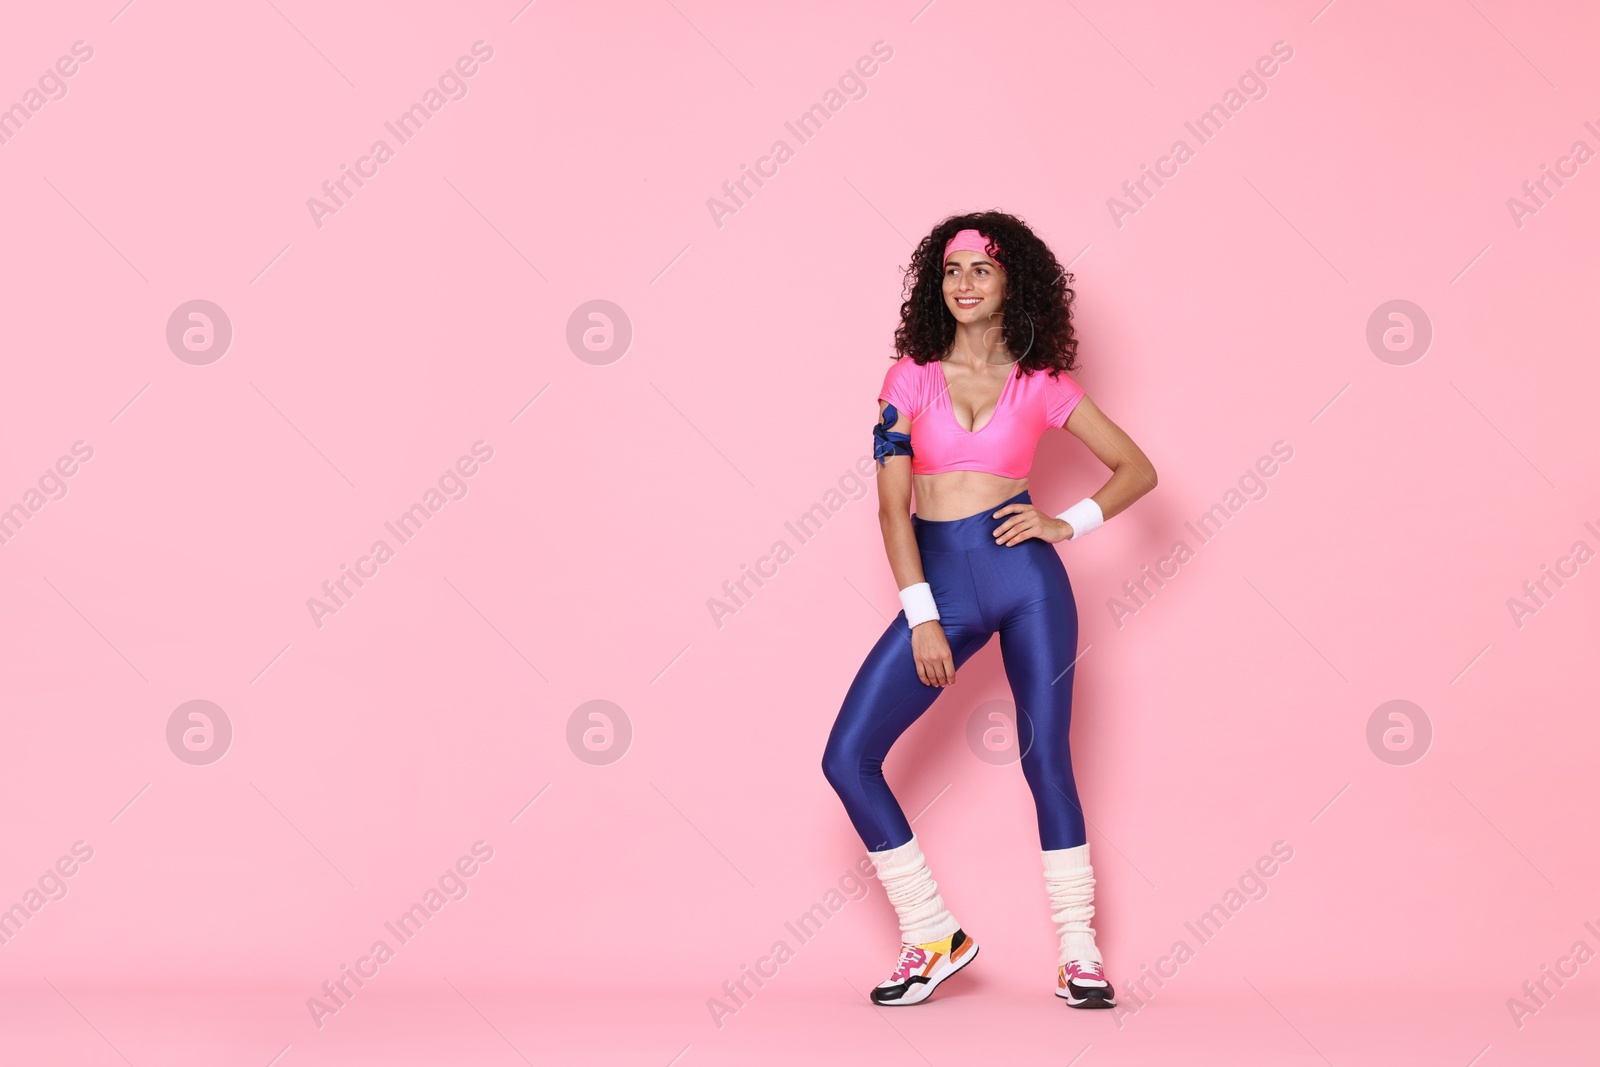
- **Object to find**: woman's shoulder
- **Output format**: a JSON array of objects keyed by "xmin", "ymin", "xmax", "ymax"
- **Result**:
[
  {"xmin": 1016, "ymin": 361, "xmax": 1086, "ymax": 425},
  {"xmin": 887, "ymin": 354, "xmax": 936, "ymax": 371},
  {"xmin": 1017, "ymin": 360, "xmax": 1080, "ymax": 387},
  {"xmin": 879, "ymin": 356, "xmax": 935, "ymax": 415},
  {"xmin": 881, "ymin": 355, "xmax": 936, "ymax": 385}
]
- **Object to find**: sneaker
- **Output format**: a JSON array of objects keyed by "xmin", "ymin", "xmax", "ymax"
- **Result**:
[
  {"xmin": 869, "ymin": 929, "xmax": 979, "ymax": 1006},
  {"xmin": 1056, "ymin": 959, "xmax": 1115, "ymax": 1008}
]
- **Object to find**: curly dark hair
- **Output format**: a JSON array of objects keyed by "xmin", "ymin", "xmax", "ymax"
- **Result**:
[{"xmin": 892, "ymin": 210, "xmax": 1079, "ymax": 379}]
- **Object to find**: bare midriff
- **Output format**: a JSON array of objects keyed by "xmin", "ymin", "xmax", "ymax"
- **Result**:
[{"xmin": 911, "ymin": 469, "xmax": 1029, "ymax": 522}]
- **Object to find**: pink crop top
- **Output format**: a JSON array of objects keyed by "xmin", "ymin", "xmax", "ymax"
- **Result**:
[{"xmin": 878, "ymin": 357, "xmax": 1085, "ymax": 478}]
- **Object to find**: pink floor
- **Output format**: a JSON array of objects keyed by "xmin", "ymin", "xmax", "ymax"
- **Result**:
[{"xmin": 2, "ymin": 983, "xmax": 1590, "ymax": 1065}]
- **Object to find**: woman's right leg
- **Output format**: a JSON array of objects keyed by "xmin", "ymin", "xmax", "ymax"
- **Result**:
[
  {"xmin": 822, "ymin": 601, "xmax": 991, "ymax": 1005},
  {"xmin": 821, "ymin": 613, "xmax": 992, "ymax": 852}
]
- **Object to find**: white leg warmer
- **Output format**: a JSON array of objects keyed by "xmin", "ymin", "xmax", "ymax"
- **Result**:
[
  {"xmin": 869, "ymin": 834, "xmax": 960, "ymax": 945},
  {"xmin": 1042, "ymin": 842, "xmax": 1102, "ymax": 965}
]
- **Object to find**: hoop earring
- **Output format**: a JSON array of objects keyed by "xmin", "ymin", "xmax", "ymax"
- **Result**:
[
  {"xmin": 985, "ymin": 308, "xmax": 1034, "ymax": 365},
  {"xmin": 981, "ymin": 310, "xmax": 1008, "ymax": 363},
  {"xmin": 1014, "ymin": 309, "xmax": 1036, "ymax": 361}
]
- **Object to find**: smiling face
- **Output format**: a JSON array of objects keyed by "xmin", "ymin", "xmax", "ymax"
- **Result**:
[{"xmin": 942, "ymin": 249, "xmax": 1006, "ymax": 324}]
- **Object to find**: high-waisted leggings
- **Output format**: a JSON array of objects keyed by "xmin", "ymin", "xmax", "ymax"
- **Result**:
[{"xmin": 822, "ymin": 490, "xmax": 1088, "ymax": 853}]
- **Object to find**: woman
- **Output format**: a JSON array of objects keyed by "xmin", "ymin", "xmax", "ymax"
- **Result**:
[{"xmin": 821, "ymin": 212, "xmax": 1157, "ymax": 1009}]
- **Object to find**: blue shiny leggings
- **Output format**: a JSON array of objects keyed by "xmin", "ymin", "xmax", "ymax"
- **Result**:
[{"xmin": 823, "ymin": 490, "xmax": 1088, "ymax": 852}]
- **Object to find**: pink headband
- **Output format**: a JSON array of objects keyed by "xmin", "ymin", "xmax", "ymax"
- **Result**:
[{"xmin": 943, "ymin": 228, "xmax": 1003, "ymax": 267}]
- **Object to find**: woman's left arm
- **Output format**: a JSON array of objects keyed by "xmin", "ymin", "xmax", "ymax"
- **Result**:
[
  {"xmin": 991, "ymin": 394, "xmax": 1158, "ymax": 545},
  {"xmin": 1061, "ymin": 394, "xmax": 1157, "ymax": 524}
]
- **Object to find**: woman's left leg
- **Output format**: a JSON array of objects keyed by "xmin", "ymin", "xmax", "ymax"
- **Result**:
[
  {"xmin": 993, "ymin": 539, "xmax": 1086, "ymax": 851},
  {"xmin": 993, "ymin": 538, "xmax": 1115, "ymax": 1007}
]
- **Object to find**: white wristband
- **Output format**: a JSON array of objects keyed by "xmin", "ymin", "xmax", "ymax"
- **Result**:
[
  {"xmin": 898, "ymin": 582, "xmax": 940, "ymax": 628},
  {"xmin": 1056, "ymin": 498, "xmax": 1103, "ymax": 540}
]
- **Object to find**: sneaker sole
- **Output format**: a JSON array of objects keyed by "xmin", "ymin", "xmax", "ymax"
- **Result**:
[
  {"xmin": 874, "ymin": 941, "xmax": 980, "ymax": 1007},
  {"xmin": 1055, "ymin": 982, "xmax": 1116, "ymax": 1009}
]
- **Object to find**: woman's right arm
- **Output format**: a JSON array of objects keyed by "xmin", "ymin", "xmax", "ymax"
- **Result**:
[{"xmin": 876, "ymin": 400, "xmax": 956, "ymax": 687}]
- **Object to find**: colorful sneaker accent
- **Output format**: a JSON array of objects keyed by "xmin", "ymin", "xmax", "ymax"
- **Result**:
[
  {"xmin": 1056, "ymin": 959, "xmax": 1115, "ymax": 1008},
  {"xmin": 869, "ymin": 928, "xmax": 979, "ymax": 1006}
]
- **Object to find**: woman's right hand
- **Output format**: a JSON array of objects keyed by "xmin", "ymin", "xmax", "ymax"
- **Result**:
[{"xmin": 910, "ymin": 620, "xmax": 956, "ymax": 686}]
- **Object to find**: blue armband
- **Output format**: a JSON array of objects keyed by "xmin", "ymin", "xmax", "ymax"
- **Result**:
[{"xmin": 873, "ymin": 403, "xmax": 913, "ymax": 466}]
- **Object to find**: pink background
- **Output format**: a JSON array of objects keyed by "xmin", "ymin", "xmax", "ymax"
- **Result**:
[{"xmin": 3, "ymin": 0, "xmax": 1598, "ymax": 1063}]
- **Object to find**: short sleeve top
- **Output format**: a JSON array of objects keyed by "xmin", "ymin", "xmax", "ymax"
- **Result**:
[{"xmin": 878, "ymin": 357, "xmax": 1084, "ymax": 479}]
